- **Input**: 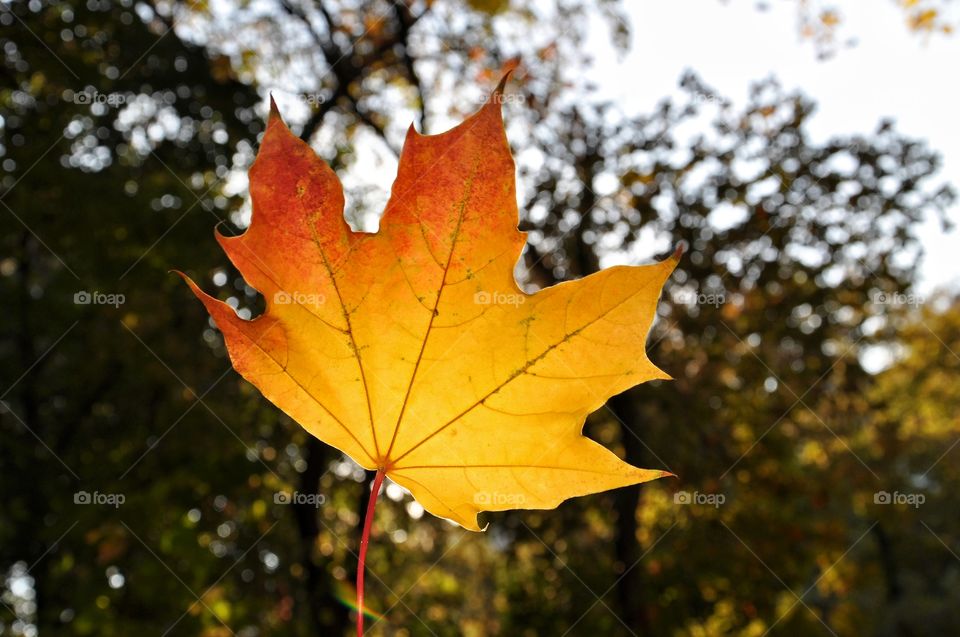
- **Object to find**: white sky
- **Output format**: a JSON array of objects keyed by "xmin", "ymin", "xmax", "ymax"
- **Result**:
[{"xmin": 585, "ymin": 0, "xmax": 959, "ymax": 294}]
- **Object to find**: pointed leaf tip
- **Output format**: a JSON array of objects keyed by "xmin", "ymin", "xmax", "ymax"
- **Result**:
[
  {"xmin": 671, "ymin": 241, "xmax": 688, "ymax": 262},
  {"xmin": 172, "ymin": 270, "xmax": 202, "ymax": 295},
  {"xmin": 492, "ymin": 61, "xmax": 520, "ymax": 102},
  {"xmin": 268, "ymin": 94, "xmax": 281, "ymax": 121},
  {"xmin": 501, "ymin": 56, "xmax": 521, "ymax": 77}
]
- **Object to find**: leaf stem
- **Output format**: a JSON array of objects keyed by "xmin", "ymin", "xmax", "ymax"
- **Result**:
[{"xmin": 357, "ymin": 467, "xmax": 385, "ymax": 637}]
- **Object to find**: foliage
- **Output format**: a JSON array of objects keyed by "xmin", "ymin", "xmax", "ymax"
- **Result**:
[
  {"xmin": 2, "ymin": 0, "xmax": 958, "ymax": 636},
  {"xmin": 745, "ymin": 0, "xmax": 956, "ymax": 58}
]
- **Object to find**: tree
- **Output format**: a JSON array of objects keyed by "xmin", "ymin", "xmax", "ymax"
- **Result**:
[
  {"xmin": 850, "ymin": 296, "xmax": 960, "ymax": 637},
  {"xmin": 508, "ymin": 72, "xmax": 953, "ymax": 635},
  {"xmin": 2, "ymin": 0, "xmax": 957, "ymax": 635},
  {"xmin": 1, "ymin": 0, "xmax": 631, "ymax": 634}
]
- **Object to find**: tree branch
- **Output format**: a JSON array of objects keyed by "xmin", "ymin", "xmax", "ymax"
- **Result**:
[
  {"xmin": 348, "ymin": 96, "xmax": 400, "ymax": 157},
  {"xmin": 392, "ymin": 0, "xmax": 428, "ymax": 132}
]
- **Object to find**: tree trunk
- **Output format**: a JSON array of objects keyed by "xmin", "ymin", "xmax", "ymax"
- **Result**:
[
  {"xmin": 608, "ymin": 390, "xmax": 654, "ymax": 635},
  {"xmin": 293, "ymin": 436, "xmax": 350, "ymax": 634}
]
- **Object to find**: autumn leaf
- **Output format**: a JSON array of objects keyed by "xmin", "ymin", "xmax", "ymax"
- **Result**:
[{"xmin": 179, "ymin": 76, "xmax": 679, "ymax": 532}]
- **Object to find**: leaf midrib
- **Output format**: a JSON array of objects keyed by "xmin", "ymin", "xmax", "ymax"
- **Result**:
[{"xmin": 382, "ymin": 159, "xmax": 480, "ymax": 462}]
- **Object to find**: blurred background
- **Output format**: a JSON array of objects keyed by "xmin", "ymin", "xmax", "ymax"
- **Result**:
[{"xmin": 2, "ymin": 0, "xmax": 960, "ymax": 635}]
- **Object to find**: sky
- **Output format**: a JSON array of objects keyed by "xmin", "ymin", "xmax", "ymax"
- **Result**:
[{"xmin": 585, "ymin": 0, "xmax": 959, "ymax": 294}]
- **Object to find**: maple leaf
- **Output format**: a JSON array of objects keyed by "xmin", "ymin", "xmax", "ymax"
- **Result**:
[{"xmin": 179, "ymin": 77, "xmax": 679, "ymax": 532}]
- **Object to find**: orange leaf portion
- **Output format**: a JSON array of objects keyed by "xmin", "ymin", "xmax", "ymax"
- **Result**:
[{"xmin": 181, "ymin": 78, "xmax": 678, "ymax": 530}]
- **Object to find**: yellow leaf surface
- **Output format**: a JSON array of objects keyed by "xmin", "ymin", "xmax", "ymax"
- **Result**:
[{"xmin": 180, "ymin": 77, "xmax": 678, "ymax": 530}]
